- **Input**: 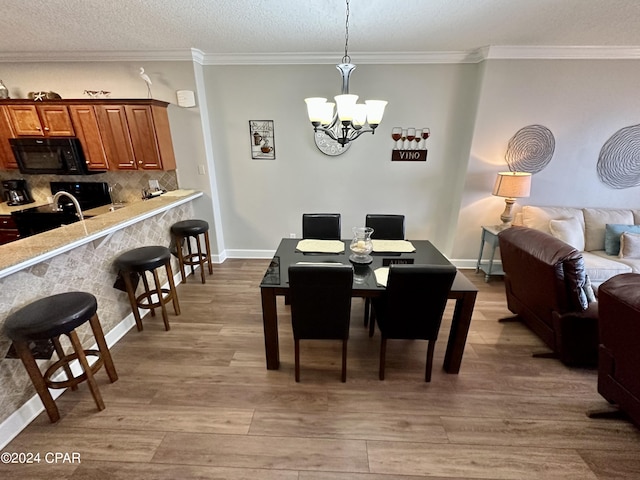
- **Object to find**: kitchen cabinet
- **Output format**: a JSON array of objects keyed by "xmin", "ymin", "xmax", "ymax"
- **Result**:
[
  {"xmin": 0, "ymin": 107, "xmax": 17, "ymax": 169},
  {"xmin": 96, "ymin": 103, "xmax": 176, "ymax": 171},
  {"xmin": 0, "ymin": 99, "xmax": 176, "ymax": 171},
  {"xmin": 95, "ymin": 105, "xmax": 136, "ymax": 170},
  {"xmin": 5, "ymin": 104, "xmax": 75, "ymax": 137},
  {"xmin": 126, "ymin": 104, "xmax": 176, "ymax": 170},
  {"xmin": 68, "ymin": 105, "xmax": 109, "ymax": 170},
  {"xmin": 0, "ymin": 215, "xmax": 20, "ymax": 245}
]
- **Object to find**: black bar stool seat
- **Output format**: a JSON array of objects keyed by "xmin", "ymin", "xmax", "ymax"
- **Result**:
[
  {"xmin": 114, "ymin": 245, "xmax": 180, "ymax": 331},
  {"xmin": 171, "ymin": 219, "xmax": 213, "ymax": 284},
  {"xmin": 3, "ymin": 292, "xmax": 118, "ymax": 423}
]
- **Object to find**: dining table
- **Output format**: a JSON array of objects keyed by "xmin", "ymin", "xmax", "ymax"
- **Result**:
[{"xmin": 259, "ymin": 238, "xmax": 478, "ymax": 374}]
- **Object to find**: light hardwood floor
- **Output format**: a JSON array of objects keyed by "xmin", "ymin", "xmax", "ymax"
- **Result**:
[{"xmin": 2, "ymin": 259, "xmax": 640, "ymax": 479}]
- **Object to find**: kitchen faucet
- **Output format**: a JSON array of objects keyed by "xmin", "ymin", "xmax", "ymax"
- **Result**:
[{"xmin": 52, "ymin": 191, "xmax": 84, "ymax": 221}]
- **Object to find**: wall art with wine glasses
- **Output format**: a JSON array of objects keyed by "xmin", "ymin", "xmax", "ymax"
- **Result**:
[{"xmin": 391, "ymin": 127, "xmax": 430, "ymax": 161}]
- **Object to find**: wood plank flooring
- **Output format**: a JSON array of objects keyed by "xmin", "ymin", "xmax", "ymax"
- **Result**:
[{"xmin": 2, "ymin": 259, "xmax": 640, "ymax": 479}]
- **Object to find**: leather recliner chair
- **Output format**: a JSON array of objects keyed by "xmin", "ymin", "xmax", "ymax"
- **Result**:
[
  {"xmin": 498, "ymin": 226, "xmax": 599, "ymax": 365},
  {"xmin": 596, "ymin": 273, "xmax": 640, "ymax": 427}
]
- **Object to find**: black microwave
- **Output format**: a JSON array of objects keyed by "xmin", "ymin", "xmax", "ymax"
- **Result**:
[{"xmin": 9, "ymin": 137, "xmax": 103, "ymax": 175}]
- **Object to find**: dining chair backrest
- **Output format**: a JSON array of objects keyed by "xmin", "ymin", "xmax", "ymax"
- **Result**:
[
  {"xmin": 365, "ymin": 214, "xmax": 405, "ymax": 240},
  {"xmin": 288, "ymin": 264, "xmax": 353, "ymax": 339},
  {"xmin": 374, "ymin": 264, "xmax": 457, "ymax": 340},
  {"xmin": 302, "ymin": 213, "xmax": 341, "ymax": 240}
]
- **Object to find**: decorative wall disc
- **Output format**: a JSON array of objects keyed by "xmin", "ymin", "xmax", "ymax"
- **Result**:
[
  {"xmin": 314, "ymin": 132, "xmax": 351, "ymax": 156},
  {"xmin": 597, "ymin": 124, "xmax": 640, "ymax": 189},
  {"xmin": 505, "ymin": 124, "xmax": 555, "ymax": 173}
]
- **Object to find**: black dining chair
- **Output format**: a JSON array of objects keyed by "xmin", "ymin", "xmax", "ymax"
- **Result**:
[
  {"xmin": 365, "ymin": 214, "xmax": 405, "ymax": 240},
  {"xmin": 288, "ymin": 264, "xmax": 353, "ymax": 382},
  {"xmin": 302, "ymin": 213, "xmax": 341, "ymax": 240},
  {"xmin": 372, "ymin": 264, "xmax": 457, "ymax": 382},
  {"xmin": 363, "ymin": 214, "xmax": 406, "ymax": 327}
]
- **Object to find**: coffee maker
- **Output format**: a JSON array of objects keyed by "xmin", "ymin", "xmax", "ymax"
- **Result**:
[{"xmin": 2, "ymin": 179, "xmax": 34, "ymax": 206}]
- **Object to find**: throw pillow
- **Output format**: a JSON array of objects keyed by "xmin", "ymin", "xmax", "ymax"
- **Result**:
[
  {"xmin": 604, "ymin": 224, "xmax": 640, "ymax": 255},
  {"xmin": 619, "ymin": 231, "xmax": 640, "ymax": 258},
  {"xmin": 549, "ymin": 217, "xmax": 585, "ymax": 251},
  {"xmin": 583, "ymin": 274, "xmax": 597, "ymax": 303}
]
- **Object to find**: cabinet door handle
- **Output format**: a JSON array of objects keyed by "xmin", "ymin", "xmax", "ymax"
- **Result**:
[{"xmin": 43, "ymin": 127, "xmax": 50, "ymax": 131}]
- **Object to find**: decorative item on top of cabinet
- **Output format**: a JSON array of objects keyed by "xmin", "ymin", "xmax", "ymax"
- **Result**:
[
  {"xmin": 0, "ymin": 106, "xmax": 17, "ymax": 169},
  {"xmin": 5, "ymin": 104, "xmax": 74, "ymax": 137},
  {"xmin": 68, "ymin": 105, "xmax": 109, "ymax": 171}
]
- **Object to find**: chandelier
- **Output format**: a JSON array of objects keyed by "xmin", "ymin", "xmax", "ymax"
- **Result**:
[{"xmin": 304, "ymin": 0, "xmax": 387, "ymax": 154}]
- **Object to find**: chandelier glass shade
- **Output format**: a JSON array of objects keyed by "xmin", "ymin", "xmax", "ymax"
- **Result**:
[{"xmin": 304, "ymin": 0, "xmax": 387, "ymax": 151}]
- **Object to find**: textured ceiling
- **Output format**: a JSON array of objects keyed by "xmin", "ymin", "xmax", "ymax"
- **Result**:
[{"xmin": 3, "ymin": 0, "xmax": 640, "ymax": 58}]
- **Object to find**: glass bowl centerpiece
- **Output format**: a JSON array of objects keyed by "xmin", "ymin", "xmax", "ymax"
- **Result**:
[{"xmin": 349, "ymin": 226, "xmax": 374, "ymax": 264}]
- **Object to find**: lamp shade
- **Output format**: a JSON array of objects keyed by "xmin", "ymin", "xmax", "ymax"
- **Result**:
[{"xmin": 492, "ymin": 172, "xmax": 531, "ymax": 199}]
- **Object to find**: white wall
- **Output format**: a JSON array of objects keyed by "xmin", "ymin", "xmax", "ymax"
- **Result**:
[
  {"xmin": 204, "ymin": 63, "xmax": 481, "ymax": 255},
  {"xmin": 452, "ymin": 59, "xmax": 640, "ymax": 262},
  {"xmin": 5, "ymin": 57, "xmax": 640, "ymax": 263}
]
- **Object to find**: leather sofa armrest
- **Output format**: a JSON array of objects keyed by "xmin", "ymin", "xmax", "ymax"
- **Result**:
[{"xmin": 551, "ymin": 302, "xmax": 599, "ymax": 366}]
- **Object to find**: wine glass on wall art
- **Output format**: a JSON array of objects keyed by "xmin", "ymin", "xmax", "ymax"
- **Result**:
[
  {"xmin": 391, "ymin": 127, "xmax": 402, "ymax": 149},
  {"xmin": 406, "ymin": 128, "xmax": 416, "ymax": 148}
]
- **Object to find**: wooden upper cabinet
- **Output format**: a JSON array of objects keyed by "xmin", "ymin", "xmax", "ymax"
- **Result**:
[
  {"xmin": 0, "ymin": 106, "xmax": 17, "ymax": 169},
  {"xmin": 96, "ymin": 105, "xmax": 136, "ymax": 170},
  {"xmin": 68, "ymin": 105, "xmax": 109, "ymax": 171},
  {"xmin": 97, "ymin": 103, "xmax": 176, "ymax": 171},
  {"xmin": 0, "ymin": 99, "xmax": 176, "ymax": 171},
  {"xmin": 6, "ymin": 104, "xmax": 74, "ymax": 136},
  {"xmin": 126, "ymin": 104, "xmax": 176, "ymax": 170}
]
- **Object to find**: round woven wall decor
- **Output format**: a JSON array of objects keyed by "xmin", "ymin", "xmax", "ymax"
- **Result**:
[
  {"xmin": 597, "ymin": 124, "xmax": 640, "ymax": 189},
  {"xmin": 505, "ymin": 124, "xmax": 555, "ymax": 173}
]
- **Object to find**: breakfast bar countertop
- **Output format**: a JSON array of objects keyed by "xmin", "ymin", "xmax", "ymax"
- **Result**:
[{"xmin": 0, "ymin": 189, "xmax": 202, "ymax": 279}]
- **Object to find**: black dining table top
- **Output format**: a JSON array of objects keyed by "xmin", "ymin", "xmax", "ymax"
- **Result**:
[{"xmin": 260, "ymin": 238, "xmax": 456, "ymax": 292}]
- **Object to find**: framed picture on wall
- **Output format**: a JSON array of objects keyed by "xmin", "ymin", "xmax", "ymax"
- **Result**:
[{"xmin": 249, "ymin": 120, "xmax": 275, "ymax": 160}]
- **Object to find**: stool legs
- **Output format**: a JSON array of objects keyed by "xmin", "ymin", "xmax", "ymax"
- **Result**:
[
  {"xmin": 204, "ymin": 231, "xmax": 213, "ymax": 275},
  {"xmin": 51, "ymin": 337, "xmax": 78, "ymax": 391},
  {"xmin": 89, "ymin": 313, "xmax": 118, "ymax": 383},
  {"xmin": 123, "ymin": 271, "xmax": 144, "ymax": 331},
  {"xmin": 68, "ymin": 329, "xmax": 105, "ymax": 411},
  {"xmin": 12, "ymin": 312, "xmax": 118, "ymax": 423},
  {"xmin": 174, "ymin": 232, "xmax": 213, "ymax": 284},
  {"xmin": 152, "ymin": 266, "xmax": 171, "ymax": 331},
  {"xmin": 121, "ymin": 260, "xmax": 179, "ymax": 332},
  {"xmin": 175, "ymin": 235, "xmax": 187, "ymax": 283},
  {"xmin": 166, "ymin": 261, "xmax": 181, "ymax": 316},
  {"xmin": 13, "ymin": 340, "xmax": 60, "ymax": 423}
]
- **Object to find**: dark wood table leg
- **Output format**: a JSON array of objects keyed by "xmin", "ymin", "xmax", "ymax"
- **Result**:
[
  {"xmin": 261, "ymin": 287, "xmax": 280, "ymax": 369},
  {"xmin": 443, "ymin": 290, "xmax": 477, "ymax": 373}
]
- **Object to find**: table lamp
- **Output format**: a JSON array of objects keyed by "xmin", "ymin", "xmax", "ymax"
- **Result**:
[{"xmin": 492, "ymin": 171, "xmax": 531, "ymax": 228}]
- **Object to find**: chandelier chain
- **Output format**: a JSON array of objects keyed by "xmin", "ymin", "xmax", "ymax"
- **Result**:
[{"xmin": 342, "ymin": 0, "xmax": 350, "ymax": 64}]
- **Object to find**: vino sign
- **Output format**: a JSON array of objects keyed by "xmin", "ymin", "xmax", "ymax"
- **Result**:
[{"xmin": 391, "ymin": 149, "xmax": 427, "ymax": 162}]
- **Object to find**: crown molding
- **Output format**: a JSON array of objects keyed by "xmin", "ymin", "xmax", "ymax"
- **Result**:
[
  {"xmin": 484, "ymin": 45, "xmax": 640, "ymax": 60},
  {"xmin": 198, "ymin": 51, "xmax": 482, "ymax": 65},
  {"xmin": 0, "ymin": 50, "xmax": 196, "ymax": 63},
  {"xmin": 1, "ymin": 45, "xmax": 640, "ymax": 64}
]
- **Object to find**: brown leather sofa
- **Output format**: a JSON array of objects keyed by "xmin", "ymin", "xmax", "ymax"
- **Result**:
[
  {"xmin": 597, "ymin": 273, "xmax": 640, "ymax": 427},
  {"xmin": 498, "ymin": 226, "xmax": 599, "ymax": 366}
]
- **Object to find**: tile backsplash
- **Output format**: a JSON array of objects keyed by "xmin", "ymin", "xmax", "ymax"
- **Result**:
[{"xmin": 0, "ymin": 170, "xmax": 178, "ymax": 205}]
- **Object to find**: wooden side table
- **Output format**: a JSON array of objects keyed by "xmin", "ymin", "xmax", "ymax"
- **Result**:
[{"xmin": 476, "ymin": 225, "xmax": 505, "ymax": 282}]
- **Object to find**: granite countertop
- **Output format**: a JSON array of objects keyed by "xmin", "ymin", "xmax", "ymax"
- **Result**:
[
  {"xmin": 0, "ymin": 200, "xmax": 51, "ymax": 215},
  {"xmin": 0, "ymin": 189, "xmax": 202, "ymax": 278}
]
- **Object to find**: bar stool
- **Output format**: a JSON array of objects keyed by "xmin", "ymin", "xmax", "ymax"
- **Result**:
[
  {"xmin": 114, "ymin": 245, "xmax": 180, "ymax": 331},
  {"xmin": 3, "ymin": 292, "xmax": 118, "ymax": 423},
  {"xmin": 170, "ymin": 219, "xmax": 213, "ymax": 284}
]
